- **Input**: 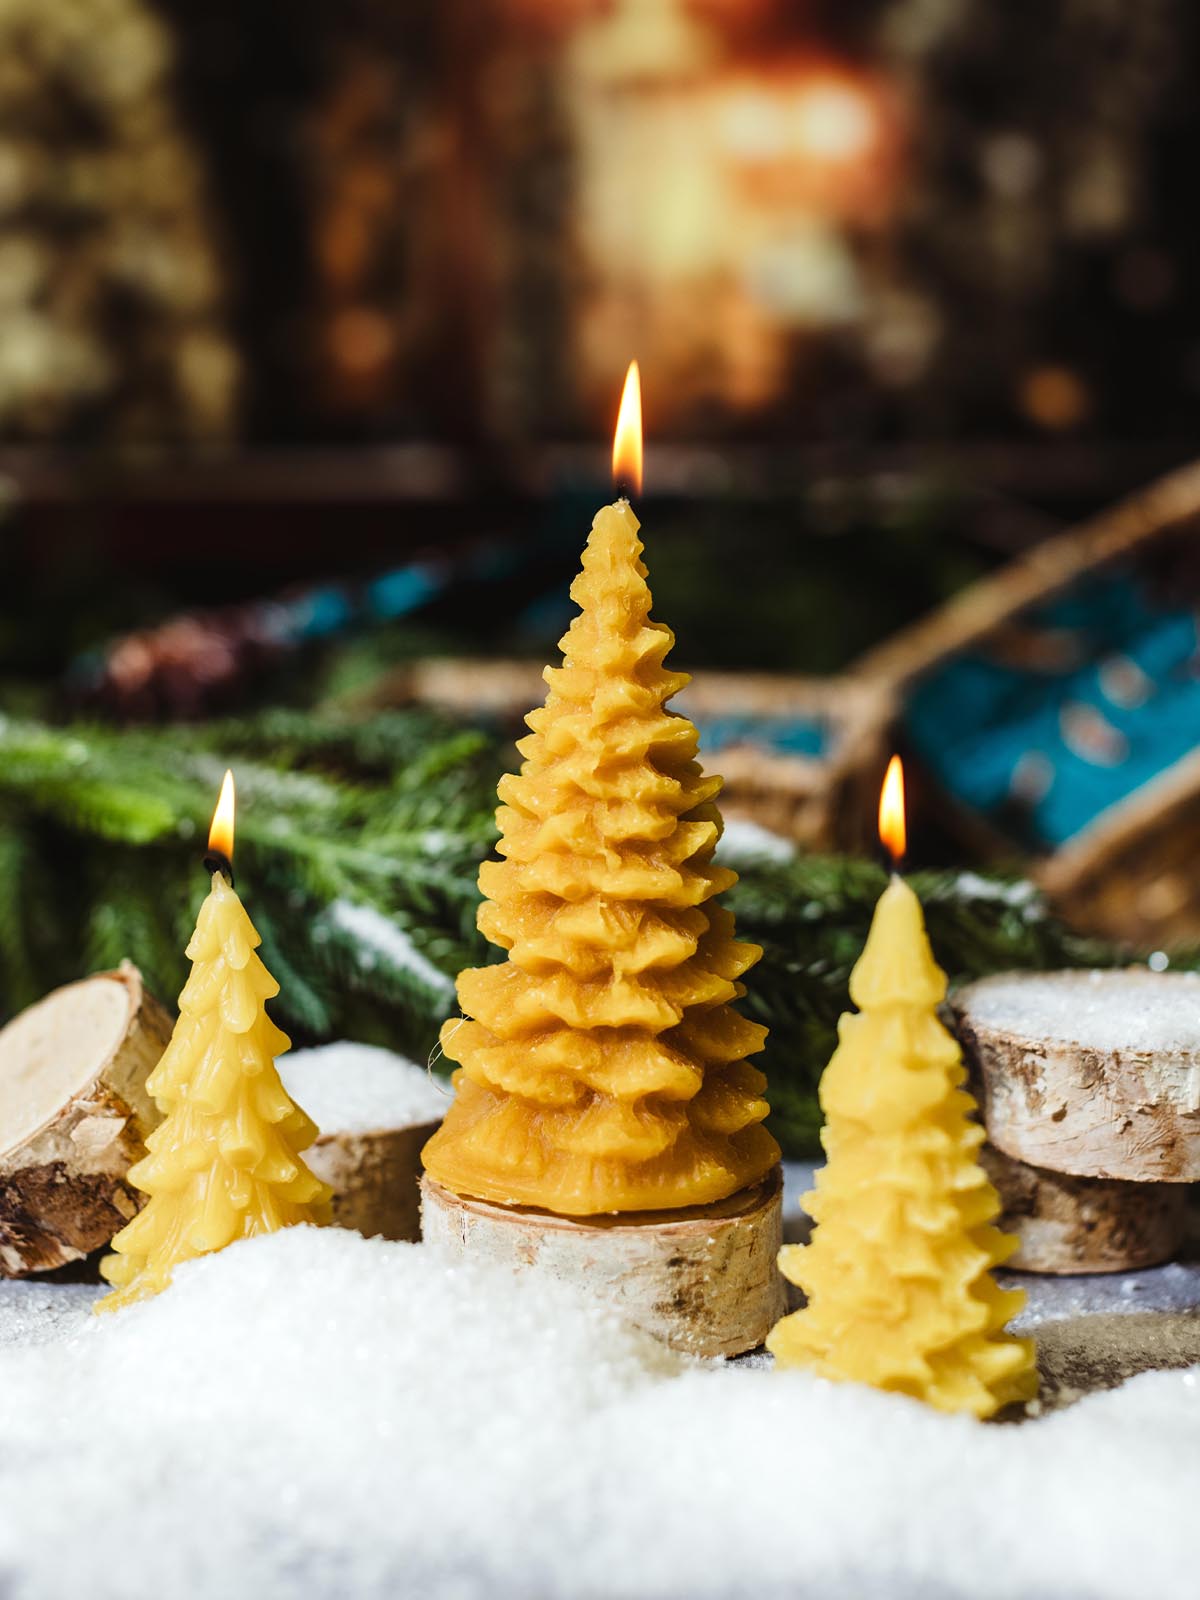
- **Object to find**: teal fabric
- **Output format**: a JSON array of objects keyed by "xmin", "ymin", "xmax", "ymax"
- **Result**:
[
  {"xmin": 905, "ymin": 574, "xmax": 1200, "ymax": 849},
  {"xmin": 692, "ymin": 711, "xmax": 827, "ymax": 760}
]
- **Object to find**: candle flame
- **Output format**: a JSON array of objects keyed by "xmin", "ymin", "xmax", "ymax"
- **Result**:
[
  {"xmin": 612, "ymin": 359, "xmax": 643, "ymax": 497},
  {"xmin": 878, "ymin": 754, "xmax": 906, "ymax": 866},
  {"xmin": 208, "ymin": 768, "xmax": 236, "ymax": 862}
]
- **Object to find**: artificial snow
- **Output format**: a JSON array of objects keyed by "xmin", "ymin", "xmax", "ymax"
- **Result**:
[
  {"xmin": 1, "ymin": 1223, "xmax": 1200, "ymax": 1599},
  {"xmin": 712, "ymin": 817, "xmax": 796, "ymax": 867},
  {"xmin": 960, "ymin": 968, "xmax": 1200, "ymax": 1052},
  {"xmin": 949, "ymin": 871, "xmax": 1042, "ymax": 912},
  {"xmin": 320, "ymin": 900, "xmax": 456, "ymax": 1001},
  {"xmin": 279, "ymin": 1043, "xmax": 449, "ymax": 1136}
]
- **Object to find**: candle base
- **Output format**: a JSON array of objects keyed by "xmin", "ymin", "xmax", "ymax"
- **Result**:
[{"xmin": 420, "ymin": 1166, "xmax": 785, "ymax": 1359}]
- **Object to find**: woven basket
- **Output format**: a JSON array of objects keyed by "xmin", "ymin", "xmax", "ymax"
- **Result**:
[{"xmin": 850, "ymin": 457, "xmax": 1200, "ymax": 946}]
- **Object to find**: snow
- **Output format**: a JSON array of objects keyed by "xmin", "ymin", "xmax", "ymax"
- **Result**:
[
  {"xmin": 949, "ymin": 871, "xmax": 1042, "ymax": 912},
  {"xmin": 321, "ymin": 900, "xmax": 456, "ymax": 1001},
  {"xmin": 713, "ymin": 818, "xmax": 796, "ymax": 867},
  {"xmin": 0, "ymin": 1217, "xmax": 1199, "ymax": 1599},
  {"xmin": 1010, "ymin": 1255, "xmax": 1200, "ymax": 1323},
  {"xmin": 960, "ymin": 968, "xmax": 1200, "ymax": 1052},
  {"xmin": 279, "ymin": 1043, "xmax": 449, "ymax": 1136}
]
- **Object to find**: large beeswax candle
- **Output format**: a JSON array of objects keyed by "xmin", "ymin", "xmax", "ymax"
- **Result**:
[
  {"xmin": 96, "ymin": 772, "xmax": 329, "ymax": 1312},
  {"xmin": 768, "ymin": 759, "xmax": 1037, "ymax": 1418},
  {"xmin": 424, "ymin": 368, "xmax": 779, "ymax": 1215}
]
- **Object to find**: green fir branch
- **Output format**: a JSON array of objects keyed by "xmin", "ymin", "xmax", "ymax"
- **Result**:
[{"xmin": 0, "ymin": 709, "xmax": 1177, "ymax": 1156}]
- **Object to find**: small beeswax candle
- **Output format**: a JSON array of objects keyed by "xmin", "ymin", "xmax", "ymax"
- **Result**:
[
  {"xmin": 423, "ymin": 363, "xmax": 780, "ymax": 1215},
  {"xmin": 96, "ymin": 771, "xmax": 330, "ymax": 1312},
  {"xmin": 768, "ymin": 757, "xmax": 1038, "ymax": 1418}
]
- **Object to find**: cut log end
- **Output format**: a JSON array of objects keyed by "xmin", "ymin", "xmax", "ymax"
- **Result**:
[
  {"xmin": 953, "ymin": 970, "xmax": 1200, "ymax": 1182},
  {"xmin": 421, "ymin": 1167, "xmax": 785, "ymax": 1359},
  {"xmin": 982, "ymin": 1144, "xmax": 1189, "ymax": 1275},
  {"xmin": 305, "ymin": 1120, "xmax": 442, "ymax": 1242},
  {"xmin": 0, "ymin": 965, "xmax": 172, "ymax": 1277}
]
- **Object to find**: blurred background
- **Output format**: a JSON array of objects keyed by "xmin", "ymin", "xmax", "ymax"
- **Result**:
[
  {"xmin": 1, "ymin": 0, "xmax": 1197, "ymax": 656},
  {"xmin": 0, "ymin": 0, "xmax": 1198, "ymax": 1084}
]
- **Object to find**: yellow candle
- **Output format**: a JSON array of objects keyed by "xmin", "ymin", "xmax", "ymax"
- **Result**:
[
  {"xmin": 96, "ymin": 771, "xmax": 330, "ymax": 1313},
  {"xmin": 768, "ymin": 757, "xmax": 1037, "ymax": 1418},
  {"xmin": 423, "ymin": 363, "xmax": 780, "ymax": 1214}
]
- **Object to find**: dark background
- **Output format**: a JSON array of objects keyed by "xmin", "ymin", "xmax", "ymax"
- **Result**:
[{"xmin": 0, "ymin": 0, "xmax": 1196, "ymax": 693}]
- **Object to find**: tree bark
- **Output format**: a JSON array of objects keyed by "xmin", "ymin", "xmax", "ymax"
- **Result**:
[
  {"xmin": 981, "ymin": 1143, "xmax": 1188, "ymax": 1275},
  {"xmin": 0, "ymin": 964, "xmax": 171, "ymax": 1276},
  {"xmin": 953, "ymin": 971, "xmax": 1200, "ymax": 1181},
  {"xmin": 421, "ymin": 1167, "xmax": 785, "ymax": 1359},
  {"xmin": 306, "ymin": 1120, "xmax": 442, "ymax": 1242}
]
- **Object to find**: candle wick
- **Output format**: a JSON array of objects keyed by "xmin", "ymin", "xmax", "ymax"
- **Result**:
[{"xmin": 203, "ymin": 850, "xmax": 235, "ymax": 887}]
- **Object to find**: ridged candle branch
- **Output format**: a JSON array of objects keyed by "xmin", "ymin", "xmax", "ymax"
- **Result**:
[
  {"xmin": 767, "ymin": 876, "xmax": 1038, "ymax": 1418},
  {"xmin": 423, "ymin": 502, "xmax": 780, "ymax": 1214},
  {"xmin": 96, "ymin": 873, "xmax": 330, "ymax": 1311}
]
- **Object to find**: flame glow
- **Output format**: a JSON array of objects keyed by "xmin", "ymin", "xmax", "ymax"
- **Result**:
[
  {"xmin": 208, "ymin": 768, "xmax": 236, "ymax": 862},
  {"xmin": 878, "ymin": 754, "xmax": 906, "ymax": 865},
  {"xmin": 793, "ymin": 77, "xmax": 878, "ymax": 163},
  {"xmin": 612, "ymin": 359, "xmax": 643, "ymax": 496}
]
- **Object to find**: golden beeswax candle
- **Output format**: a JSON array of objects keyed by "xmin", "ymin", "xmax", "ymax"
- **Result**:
[
  {"xmin": 96, "ymin": 771, "xmax": 330, "ymax": 1313},
  {"xmin": 423, "ymin": 363, "xmax": 780, "ymax": 1215},
  {"xmin": 768, "ymin": 757, "xmax": 1038, "ymax": 1418}
]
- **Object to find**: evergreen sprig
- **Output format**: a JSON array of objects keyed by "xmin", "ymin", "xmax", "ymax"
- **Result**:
[{"xmin": 0, "ymin": 710, "xmax": 1167, "ymax": 1155}]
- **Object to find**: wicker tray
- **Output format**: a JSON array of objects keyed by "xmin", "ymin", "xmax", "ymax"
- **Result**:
[{"xmin": 850, "ymin": 457, "xmax": 1200, "ymax": 946}]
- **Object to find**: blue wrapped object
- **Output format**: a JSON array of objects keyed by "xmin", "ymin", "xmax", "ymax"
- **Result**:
[
  {"xmin": 689, "ymin": 711, "xmax": 828, "ymax": 760},
  {"xmin": 365, "ymin": 564, "xmax": 446, "ymax": 622},
  {"xmin": 906, "ymin": 572, "xmax": 1200, "ymax": 849}
]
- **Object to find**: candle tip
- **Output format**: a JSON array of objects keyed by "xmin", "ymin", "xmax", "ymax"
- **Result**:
[{"xmin": 203, "ymin": 849, "xmax": 235, "ymax": 887}]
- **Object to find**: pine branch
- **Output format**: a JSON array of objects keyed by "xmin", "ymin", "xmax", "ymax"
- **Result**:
[{"xmin": 0, "ymin": 708, "xmax": 1180, "ymax": 1157}]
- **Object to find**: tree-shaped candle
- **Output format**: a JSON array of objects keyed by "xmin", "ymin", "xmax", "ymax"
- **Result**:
[
  {"xmin": 422, "ymin": 365, "xmax": 783, "ymax": 1356},
  {"xmin": 96, "ymin": 770, "xmax": 330, "ymax": 1313},
  {"xmin": 768, "ymin": 758, "xmax": 1037, "ymax": 1417}
]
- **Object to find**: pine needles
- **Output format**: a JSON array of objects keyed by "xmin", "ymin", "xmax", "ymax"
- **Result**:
[{"xmin": 0, "ymin": 709, "xmax": 1161, "ymax": 1155}]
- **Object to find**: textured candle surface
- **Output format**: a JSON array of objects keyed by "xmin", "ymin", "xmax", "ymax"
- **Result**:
[
  {"xmin": 768, "ymin": 875, "xmax": 1038, "ymax": 1418},
  {"xmin": 423, "ymin": 501, "xmax": 780, "ymax": 1214},
  {"xmin": 96, "ymin": 872, "xmax": 330, "ymax": 1311}
]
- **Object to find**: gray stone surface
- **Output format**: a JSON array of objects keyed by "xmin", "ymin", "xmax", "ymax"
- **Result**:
[{"xmin": 782, "ymin": 1160, "xmax": 1200, "ymax": 1323}]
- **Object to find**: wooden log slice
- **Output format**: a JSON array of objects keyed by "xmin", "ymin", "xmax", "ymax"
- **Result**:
[
  {"xmin": 421, "ymin": 1166, "xmax": 785, "ymax": 1359},
  {"xmin": 980, "ymin": 1143, "xmax": 1188, "ymax": 1275},
  {"xmin": 305, "ymin": 1121, "xmax": 442, "ymax": 1242},
  {"xmin": 0, "ymin": 963, "xmax": 172, "ymax": 1276},
  {"xmin": 952, "ymin": 969, "xmax": 1200, "ymax": 1182}
]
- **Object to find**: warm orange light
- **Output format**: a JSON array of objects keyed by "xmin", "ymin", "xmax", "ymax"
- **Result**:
[
  {"xmin": 208, "ymin": 768, "xmax": 236, "ymax": 862},
  {"xmin": 792, "ymin": 76, "xmax": 879, "ymax": 163},
  {"xmin": 612, "ymin": 359, "xmax": 643, "ymax": 497},
  {"xmin": 878, "ymin": 754, "xmax": 906, "ymax": 866}
]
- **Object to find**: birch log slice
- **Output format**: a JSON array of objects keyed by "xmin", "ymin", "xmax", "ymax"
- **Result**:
[
  {"xmin": 952, "ymin": 969, "xmax": 1200, "ymax": 1182},
  {"xmin": 421, "ymin": 1167, "xmax": 785, "ymax": 1359},
  {"xmin": 0, "ymin": 963, "xmax": 171, "ymax": 1276},
  {"xmin": 305, "ymin": 1122, "xmax": 442, "ymax": 1241},
  {"xmin": 278, "ymin": 1044, "xmax": 449, "ymax": 1243},
  {"xmin": 980, "ymin": 1144, "xmax": 1188, "ymax": 1275}
]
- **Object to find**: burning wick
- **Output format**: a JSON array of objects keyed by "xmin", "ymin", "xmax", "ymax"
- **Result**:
[
  {"xmin": 612, "ymin": 359, "xmax": 643, "ymax": 502},
  {"xmin": 204, "ymin": 767, "xmax": 237, "ymax": 885},
  {"xmin": 878, "ymin": 753, "xmax": 906, "ymax": 873}
]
